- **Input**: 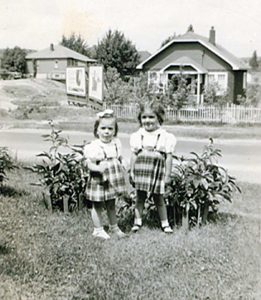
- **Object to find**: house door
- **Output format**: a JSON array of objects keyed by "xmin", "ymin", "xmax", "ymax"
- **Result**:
[{"xmin": 168, "ymin": 74, "xmax": 197, "ymax": 94}]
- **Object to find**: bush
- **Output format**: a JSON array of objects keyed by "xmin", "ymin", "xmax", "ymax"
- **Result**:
[
  {"xmin": 237, "ymin": 83, "xmax": 261, "ymax": 107},
  {"xmin": 27, "ymin": 121, "xmax": 89, "ymax": 212},
  {"xmin": 0, "ymin": 147, "xmax": 18, "ymax": 185},
  {"xmin": 166, "ymin": 139, "xmax": 241, "ymax": 228},
  {"xmin": 203, "ymin": 83, "xmax": 232, "ymax": 106},
  {"xmin": 104, "ymin": 67, "xmax": 133, "ymax": 105}
]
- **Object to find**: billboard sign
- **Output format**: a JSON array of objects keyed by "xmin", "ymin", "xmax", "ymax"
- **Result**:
[
  {"xmin": 66, "ymin": 67, "xmax": 86, "ymax": 97},
  {"xmin": 88, "ymin": 65, "xmax": 103, "ymax": 102}
]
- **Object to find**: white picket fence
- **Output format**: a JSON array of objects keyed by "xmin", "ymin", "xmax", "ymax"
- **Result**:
[{"xmin": 107, "ymin": 104, "xmax": 261, "ymax": 124}]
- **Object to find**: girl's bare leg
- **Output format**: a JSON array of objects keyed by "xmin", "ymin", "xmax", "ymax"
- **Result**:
[
  {"xmin": 132, "ymin": 190, "xmax": 146, "ymax": 231},
  {"xmin": 105, "ymin": 199, "xmax": 126, "ymax": 238},
  {"xmin": 154, "ymin": 194, "xmax": 173, "ymax": 233},
  {"xmin": 153, "ymin": 194, "xmax": 168, "ymax": 222},
  {"xmin": 91, "ymin": 202, "xmax": 104, "ymax": 228},
  {"xmin": 91, "ymin": 202, "xmax": 110, "ymax": 239},
  {"xmin": 104, "ymin": 199, "xmax": 117, "ymax": 226}
]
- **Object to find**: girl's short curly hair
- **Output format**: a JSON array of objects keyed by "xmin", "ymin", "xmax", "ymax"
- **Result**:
[
  {"xmin": 93, "ymin": 115, "xmax": 118, "ymax": 138},
  {"xmin": 137, "ymin": 99, "xmax": 165, "ymax": 125}
]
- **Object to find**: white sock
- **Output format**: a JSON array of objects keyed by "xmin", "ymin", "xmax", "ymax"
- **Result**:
[
  {"xmin": 93, "ymin": 227, "xmax": 104, "ymax": 233},
  {"xmin": 134, "ymin": 218, "xmax": 142, "ymax": 226},
  {"xmin": 161, "ymin": 220, "xmax": 169, "ymax": 228},
  {"xmin": 109, "ymin": 224, "xmax": 118, "ymax": 231}
]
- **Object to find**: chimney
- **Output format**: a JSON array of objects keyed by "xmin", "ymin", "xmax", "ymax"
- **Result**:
[
  {"xmin": 50, "ymin": 43, "xmax": 54, "ymax": 51},
  {"xmin": 209, "ymin": 26, "xmax": 216, "ymax": 45}
]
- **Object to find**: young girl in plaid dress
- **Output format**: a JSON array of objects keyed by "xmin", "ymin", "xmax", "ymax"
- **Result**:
[
  {"xmin": 84, "ymin": 109, "xmax": 127, "ymax": 239},
  {"xmin": 129, "ymin": 100, "xmax": 176, "ymax": 233}
]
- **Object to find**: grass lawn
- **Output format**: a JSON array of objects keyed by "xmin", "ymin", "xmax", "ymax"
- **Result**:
[{"xmin": 0, "ymin": 167, "xmax": 260, "ymax": 300}]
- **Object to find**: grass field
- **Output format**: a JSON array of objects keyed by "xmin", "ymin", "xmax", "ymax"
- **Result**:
[
  {"xmin": 0, "ymin": 167, "xmax": 260, "ymax": 300},
  {"xmin": 1, "ymin": 78, "xmax": 261, "ymax": 299}
]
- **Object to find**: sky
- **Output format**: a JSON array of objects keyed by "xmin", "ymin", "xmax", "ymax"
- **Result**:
[{"xmin": 1, "ymin": 0, "xmax": 261, "ymax": 58}]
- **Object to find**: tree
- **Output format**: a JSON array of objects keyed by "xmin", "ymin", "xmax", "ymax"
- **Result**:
[
  {"xmin": 1, "ymin": 47, "xmax": 27, "ymax": 74},
  {"xmin": 60, "ymin": 33, "xmax": 91, "ymax": 57},
  {"xmin": 95, "ymin": 29, "xmax": 140, "ymax": 79},
  {"xmin": 160, "ymin": 33, "xmax": 176, "ymax": 48},
  {"xmin": 165, "ymin": 73, "xmax": 194, "ymax": 109},
  {"xmin": 187, "ymin": 24, "xmax": 194, "ymax": 32},
  {"xmin": 104, "ymin": 67, "xmax": 133, "ymax": 105},
  {"xmin": 249, "ymin": 50, "xmax": 259, "ymax": 70}
]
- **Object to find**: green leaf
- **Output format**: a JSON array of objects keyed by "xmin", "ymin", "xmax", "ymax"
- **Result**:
[
  {"xmin": 201, "ymin": 178, "xmax": 209, "ymax": 190},
  {"xmin": 36, "ymin": 152, "xmax": 52, "ymax": 159}
]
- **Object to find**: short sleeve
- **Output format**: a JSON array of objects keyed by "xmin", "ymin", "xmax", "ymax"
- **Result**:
[
  {"xmin": 130, "ymin": 131, "xmax": 141, "ymax": 153},
  {"xmin": 165, "ymin": 133, "xmax": 177, "ymax": 154},
  {"xmin": 83, "ymin": 141, "xmax": 104, "ymax": 161}
]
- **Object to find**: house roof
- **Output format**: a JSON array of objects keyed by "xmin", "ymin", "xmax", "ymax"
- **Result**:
[
  {"xmin": 137, "ymin": 31, "xmax": 247, "ymax": 71},
  {"xmin": 26, "ymin": 44, "xmax": 96, "ymax": 63},
  {"xmin": 161, "ymin": 56, "xmax": 208, "ymax": 74},
  {"xmin": 138, "ymin": 51, "xmax": 151, "ymax": 62}
]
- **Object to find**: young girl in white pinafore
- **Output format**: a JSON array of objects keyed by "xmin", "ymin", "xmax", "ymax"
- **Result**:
[
  {"xmin": 84, "ymin": 109, "xmax": 127, "ymax": 240},
  {"xmin": 129, "ymin": 100, "xmax": 176, "ymax": 233}
]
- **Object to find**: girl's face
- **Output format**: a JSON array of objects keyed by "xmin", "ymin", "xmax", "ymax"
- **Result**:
[
  {"xmin": 140, "ymin": 109, "xmax": 160, "ymax": 132},
  {"xmin": 97, "ymin": 118, "xmax": 115, "ymax": 143}
]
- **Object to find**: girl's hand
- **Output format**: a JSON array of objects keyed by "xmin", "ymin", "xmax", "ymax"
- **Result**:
[
  {"xmin": 98, "ymin": 161, "xmax": 108, "ymax": 173},
  {"xmin": 129, "ymin": 170, "xmax": 135, "ymax": 187}
]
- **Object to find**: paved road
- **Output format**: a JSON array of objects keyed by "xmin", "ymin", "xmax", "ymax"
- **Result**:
[{"xmin": 1, "ymin": 129, "xmax": 261, "ymax": 184}]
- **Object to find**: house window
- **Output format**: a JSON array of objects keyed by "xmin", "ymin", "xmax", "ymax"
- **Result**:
[
  {"xmin": 54, "ymin": 60, "xmax": 59, "ymax": 69},
  {"xmin": 208, "ymin": 74, "xmax": 215, "ymax": 82},
  {"xmin": 159, "ymin": 73, "xmax": 167, "ymax": 93},
  {"xmin": 148, "ymin": 71, "xmax": 167, "ymax": 93},
  {"xmin": 148, "ymin": 71, "xmax": 158, "ymax": 91},
  {"xmin": 208, "ymin": 72, "xmax": 228, "ymax": 95},
  {"xmin": 148, "ymin": 71, "xmax": 158, "ymax": 83}
]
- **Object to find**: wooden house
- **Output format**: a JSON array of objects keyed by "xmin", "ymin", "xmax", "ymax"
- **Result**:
[
  {"xmin": 26, "ymin": 44, "xmax": 96, "ymax": 80},
  {"xmin": 137, "ymin": 27, "xmax": 247, "ymax": 104}
]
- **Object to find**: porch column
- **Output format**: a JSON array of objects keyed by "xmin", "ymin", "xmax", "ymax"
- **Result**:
[{"xmin": 197, "ymin": 73, "xmax": 200, "ymax": 104}]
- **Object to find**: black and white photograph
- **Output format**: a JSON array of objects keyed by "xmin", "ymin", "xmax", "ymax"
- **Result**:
[{"xmin": 0, "ymin": 0, "xmax": 260, "ymax": 299}]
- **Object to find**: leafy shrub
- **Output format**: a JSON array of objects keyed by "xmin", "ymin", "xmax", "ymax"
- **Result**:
[
  {"xmin": 166, "ymin": 139, "xmax": 241, "ymax": 228},
  {"xmin": 104, "ymin": 67, "xmax": 133, "ymax": 105},
  {"xmin": 12, "ymin": 98, "xmax": 61, "ymax": 120},
  {"xmin": 203, "ymin": 83, "xmax": 232, "ymax": 106},
  {"xmin": 27, "ymin": 121, "xmax": 89, "ymax": 212},
  {"xmin": 165, "ymin": 73, "xmax": 196, "ymax": 109},
  {"xmin": 237, "ymin": 83, "xmax": 261, "ymax": 107},
  {"xmin": 0, "ymin": 147, "xmax": 18, "ymax": 185},
  {"xmin": 117, "ymin": 190, "xmax": 136, "ymax": 230}
]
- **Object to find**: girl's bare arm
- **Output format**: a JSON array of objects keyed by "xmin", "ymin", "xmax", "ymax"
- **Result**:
[
  {"xmin": 165, "ymin": 153, "xmax": 173, "ymax": 184},
  {"xmin": 86, "ymin": 159, "xmax": 107, "ymax": 173}
]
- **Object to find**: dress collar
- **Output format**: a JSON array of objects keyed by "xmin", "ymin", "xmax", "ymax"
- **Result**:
[{"xmin": 140, "ymin": 127, "xmax": 163, "ymax": 135}]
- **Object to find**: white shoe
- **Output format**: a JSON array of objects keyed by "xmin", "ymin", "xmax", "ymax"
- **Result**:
[
  {"xmin": 162, "ymin": 226, "xmax": 173, "ymax": 234},
  {"xmin": 110, "ymin": 226, "xmax": 127, "ymax": 239},
  {"xmin": 92, "ymin": 229, "xmax": 110, "ymax": 240},
  {"xmin": 131, "ymin": 224, "xmax": 142, "ymax": 233}
]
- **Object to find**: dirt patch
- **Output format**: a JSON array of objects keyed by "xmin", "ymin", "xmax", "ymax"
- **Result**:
[{"xmin": 0, "ymin": 78, "xmax": 67, "ymax": 111}]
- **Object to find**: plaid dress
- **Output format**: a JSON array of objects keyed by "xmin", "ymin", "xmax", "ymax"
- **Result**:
[
  {"xmin": 85, "ymin": 142, "xmax": 127, "ymax": 202},
  {"xmin": 133, "ymin": 134, "xmax": 166, "ymax": 196}
]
